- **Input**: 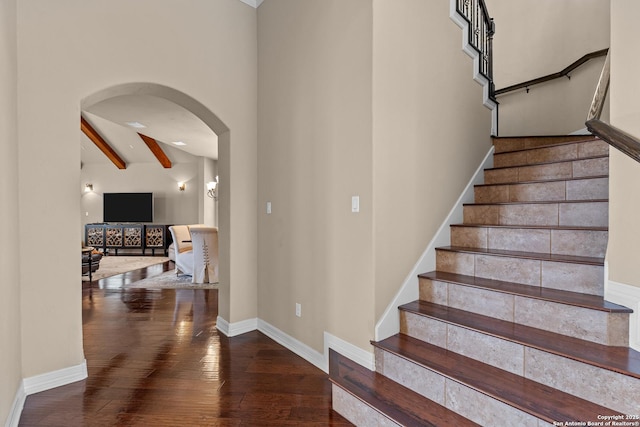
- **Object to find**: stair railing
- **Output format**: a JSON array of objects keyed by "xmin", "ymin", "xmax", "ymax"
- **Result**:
[
  {"xmin": 585, "ymin": 50, "xmax": 640, "ymax": 163},
  {"xmin": 455, "ymin": 0, "xmax": 496, "ymax": 101},
  {"xmin": 495, "ymin": 49, "xmax": 608, "ymax": 96}
]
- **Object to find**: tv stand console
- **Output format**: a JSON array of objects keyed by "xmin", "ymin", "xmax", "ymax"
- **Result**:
[{"xmin": 85, "ymin": 223, "xmax": 170, "ymax": 256}]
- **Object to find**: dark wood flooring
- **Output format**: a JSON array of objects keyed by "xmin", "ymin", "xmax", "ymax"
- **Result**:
[{"xmin": 20, "ymin": 260, "xmax": 351, "ymax": 426}]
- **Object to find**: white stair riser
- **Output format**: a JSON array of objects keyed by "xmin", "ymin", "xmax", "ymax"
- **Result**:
[
  {"xmin": 375, "ymin": 348, "xmax": 551, "ymax": 427},
  {"xmin": 463, "ymin": 201, "xmax": 608, "ymax": 227},
  {"xmin": 435, "ymin": 251, "xmax": 604, "ymax": 295},
  {"xmin": 399, "ymin": 313, "xmax": 638, "ymax": 414},
  {"xmin": 485, "ymin": 157, "xmax": 608, "ymax": 184},
  {"xmin": 475, "ymin": 177, "xmax": 608, "ymax": 203},
  {"xmin": 418, "ymin": 280, "xmax": 625, "ymax": 345},
  {"xmin": 493, "ymin": 140, "xmax": 608, "ymax": 168},
  {"xmin": 451, "ymin": 226, "xmax": 608, "ymax": 258}
]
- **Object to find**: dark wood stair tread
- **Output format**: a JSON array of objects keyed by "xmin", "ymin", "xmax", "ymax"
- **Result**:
[
  {"xmin": 400, "ymin": 300, "xmax": 640, "ymax": 379},
  {"xmin": 492, "ymin": 136, "xmax": 601, "ymax": 154},
  {"xmin": 451, "ymin": 223, "xmax": 608, "ymax": 232},
  {"xmin": 328, "ymin": 349, "xmax": 480, "ymax": 427},
  {"xmin": 372, "ymin": 334, "xmax": 625, "ymax": 423},
  {"xmin": 475, "ymin": 174, "xmax": 608, "ymax": 188},
  {"xmin": 436, "ymin": 246, "xmax": 604, "ymax": 266},
  {"xmin": 495, "ymin": 135, "xmax": 606, "ymax": 154},
  {"xmin": 419, "ymin": 271, "xmax": 631, "ymax": 313},
  {"xmin": 464, "ymin": 199, "xmax": 608, "ymax": 206},
  {"xmin": 484, "ymin": 154, "xmax": 608, "ymax": 172}
]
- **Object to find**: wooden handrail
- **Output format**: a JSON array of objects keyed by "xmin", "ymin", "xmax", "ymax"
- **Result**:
[
  {"xmin": 584, "ymin": 49, "xmax": 640, "ymax": 164},
  {"xmin": 495, "ymin": 48, "xmax": 608, "ymax": 96},
  {"xmin": 587, "ymin": 119, "xmax": 640, "ymax": 164}
]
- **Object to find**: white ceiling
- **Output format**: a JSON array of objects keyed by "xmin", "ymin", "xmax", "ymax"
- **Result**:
[{"xmin": 81, "ymin": 94, "xmax": 218, "ymax": 166}]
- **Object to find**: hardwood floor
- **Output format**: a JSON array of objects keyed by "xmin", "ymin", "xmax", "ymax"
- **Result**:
[{"xmin": 20, "ymin": 261, "xmax": 351, "ymax": 426}]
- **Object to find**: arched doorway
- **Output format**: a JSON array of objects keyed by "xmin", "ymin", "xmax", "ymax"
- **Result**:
[{"xmin": 81, "ymin": 82, "xmax": 231, "ymax": 325}]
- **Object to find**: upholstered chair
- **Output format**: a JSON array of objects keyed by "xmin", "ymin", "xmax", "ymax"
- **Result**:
[
  {"xmin": 189, "ymin": 226, "xmax": 219, "ymax": 284},
  {"xmin": 168, "ymin": 225, "xmax": 194, "ymax": 277}
]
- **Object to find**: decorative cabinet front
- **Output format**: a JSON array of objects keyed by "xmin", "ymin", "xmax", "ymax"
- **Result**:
[
  {"xmin": 85, "ymin": 224, "xmax": 169, "ymax": 255},
  {"xmin": 144, "ymin": 225, "xmax": 166, "ymax": 254}
]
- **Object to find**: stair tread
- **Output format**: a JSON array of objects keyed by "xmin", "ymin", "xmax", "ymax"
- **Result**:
[
  {"xmin": 475, "ymin": 174, "xmax": 608, "ymax": 188},
  {"xmin": 418, "ymin": 270, "xmax": 630, "ymax": 313},
  {"xmin": 465, "ymin": 199, "xmax": 608, "ymax": 206},
  {"xmin": 400, "ymin": 300, "xmax": 640, "ymax": 379},
  {"xmin": 373, "ymin": 334, "xmax": 625, "ymax": 423},
  {"xmin": 485, "ymin": 154, "xmax": 608, "ymax": 172},
  {"xmin": 492, "ymin": 136, "xmax": 601, "ymax": 154},
  {"xmin": 436, "ymin": 246, "xmax": 604, "ymax": 266},
  {"xmin": 451, "ymin": 223, "xmax": 608, "ymax": 231},
  {"xmin": 329, "ymin": 349, "xmax": 480, "ymax": 427}
]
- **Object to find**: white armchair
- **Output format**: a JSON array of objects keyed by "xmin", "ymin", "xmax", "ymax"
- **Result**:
[
  {"xmin": 189, "ymin": 226, "xmax": 219, "ymax": 284},
  {"xmin": 168, "ymin": 225, "xmax": 194, "ymax": 277}
]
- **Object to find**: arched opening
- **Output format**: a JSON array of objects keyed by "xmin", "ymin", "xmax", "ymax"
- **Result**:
[{"xmin": 80, "ymin": 82, "xmax": 230, "ymax": 323}]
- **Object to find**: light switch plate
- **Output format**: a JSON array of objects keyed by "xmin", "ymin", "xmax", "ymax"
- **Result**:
[{"xmin": 351, "ymin": 196, "xmax": 359, "ymax": 213}]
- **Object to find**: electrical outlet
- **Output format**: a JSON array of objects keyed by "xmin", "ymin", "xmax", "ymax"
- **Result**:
[{"xmin": 295, "ymin": 303, "xmax": 301, "ymax": 317}]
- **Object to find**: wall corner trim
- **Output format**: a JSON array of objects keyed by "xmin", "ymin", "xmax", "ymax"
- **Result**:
[
  {"xmin": 375, "ymin": 145, "xmax": 495, "ymax": 341},
  {"xmin": 605, "ymin": 278, "xmax": 640, "ymax": 352}
]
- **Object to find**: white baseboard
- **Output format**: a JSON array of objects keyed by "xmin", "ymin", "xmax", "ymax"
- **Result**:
[
  {"xmin": 217, "ymin": 316, "xmax": 374, "ymax": 374},
  {"xmin": 605, "ymin": 279, "xmax": 640, "ymax": 351},
  {"xmin": 324, "ymin": 332, "xmax": 375, "ymax": 372},
  {"xmin": 375, "ymin": 145, "xmax": 494, "ymax": 341},
  {"xmin": 216, "ymin": 315, "xmax": 257, "ymax": 337},
  {"xmin": 5, "ymin": 384, "xmax": 26, "ymax": 427},
  {"xmin": 237, "ymin": 0, "xmax": 263, "ymax": 9},
  {"xmin": 570, "ymin": 127, "xmax": 592, "ymax": 135},
  {"xmin": 22, "ymin": 360, "xmax": 88, "ymax": 396},
  {"xmin": 258, "ymin": 319, "xmax": 325, "ymax": 371},
  {"xmin": 6, "ymin": 361, "xmax": 88, "ymax": 427}
]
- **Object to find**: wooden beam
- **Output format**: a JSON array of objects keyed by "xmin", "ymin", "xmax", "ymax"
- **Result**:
[
  {"xmin": 138, "ymin": 133, "xmax": 172, "ymax": 168},
  {"xmin": 80, "ymin": 116, "xmax": 127, "ymax": 169}
]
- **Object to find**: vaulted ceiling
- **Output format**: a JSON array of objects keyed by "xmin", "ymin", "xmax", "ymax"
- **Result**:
[{"xmin": 81, "ymin": 94, "xmax": 218, "ymax": 168}]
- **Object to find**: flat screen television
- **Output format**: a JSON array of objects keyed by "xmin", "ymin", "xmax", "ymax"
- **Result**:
[{"xmin": 103, "ymin": 192, "xmax": 154, "ymax": 223}]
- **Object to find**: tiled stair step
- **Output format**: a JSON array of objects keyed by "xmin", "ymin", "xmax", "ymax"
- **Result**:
[
  {"xmin": 328, "ymin": 349, "xmax": 480, "ymax": 427},
  {"xmin": 418, "ymin": 270, "xmax": 630, "ymax": 345},
  {"xmin": 463, "ymin": 199, "xmax": 608, "ymax": 227},
  {"xmin": 398, "ymin": 301, "xmax": 639, "ymax": 414},
  {"xmin": 493, "ymin": 135, "xmax": 599, "ymax": 154},
  {"xmin": 450, "ymin": 224, "xmax": 608, "ymax": 258},
  {"xmin": 493, "ymin": 138, "xmax": 608, "ymax": 168},
  {"xmin": 474, "ymin": 175, "xmax": 608, "ymax": 203},
  {"xmin": 372, "ymin": 334, "xmax": 624, "ymax": 425},
  {"xmin": 435, "ymin": 246, "xmax": 605, "ymax": 296},
  {"xmin": 484, "ymin": 155, "xmax": 608, "ymax": 184}
]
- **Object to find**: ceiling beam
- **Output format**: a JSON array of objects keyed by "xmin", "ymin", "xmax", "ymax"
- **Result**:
[
  {"xmin": 138, "ymin": 133, "xmax": 172, "ymax": 168},
  {"xmin": 80, "ymin": 116, "xmax": 127, "ymax": 169}
]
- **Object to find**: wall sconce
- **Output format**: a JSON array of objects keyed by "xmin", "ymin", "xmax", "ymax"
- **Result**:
[
  {"xmin": 206, "ymin": 176, "xmax": 218, "ymax": 200},
  {"xmin": 178, "ymin": 182, "xmax": 186, "ymax": 192},
  {"xmin": 84, "ymin": 183, "xmax": 93, "ymax": 192}
]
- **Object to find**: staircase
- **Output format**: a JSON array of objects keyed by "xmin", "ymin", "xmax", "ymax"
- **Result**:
[{"xmin": 330, "ymin": 135, "xmax": 640, "ymax": 426}]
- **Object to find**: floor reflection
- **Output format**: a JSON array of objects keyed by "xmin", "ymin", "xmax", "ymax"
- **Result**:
[{"xmin": 21, "ymin": 270, "xmax": 349, "ymax": 426}]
